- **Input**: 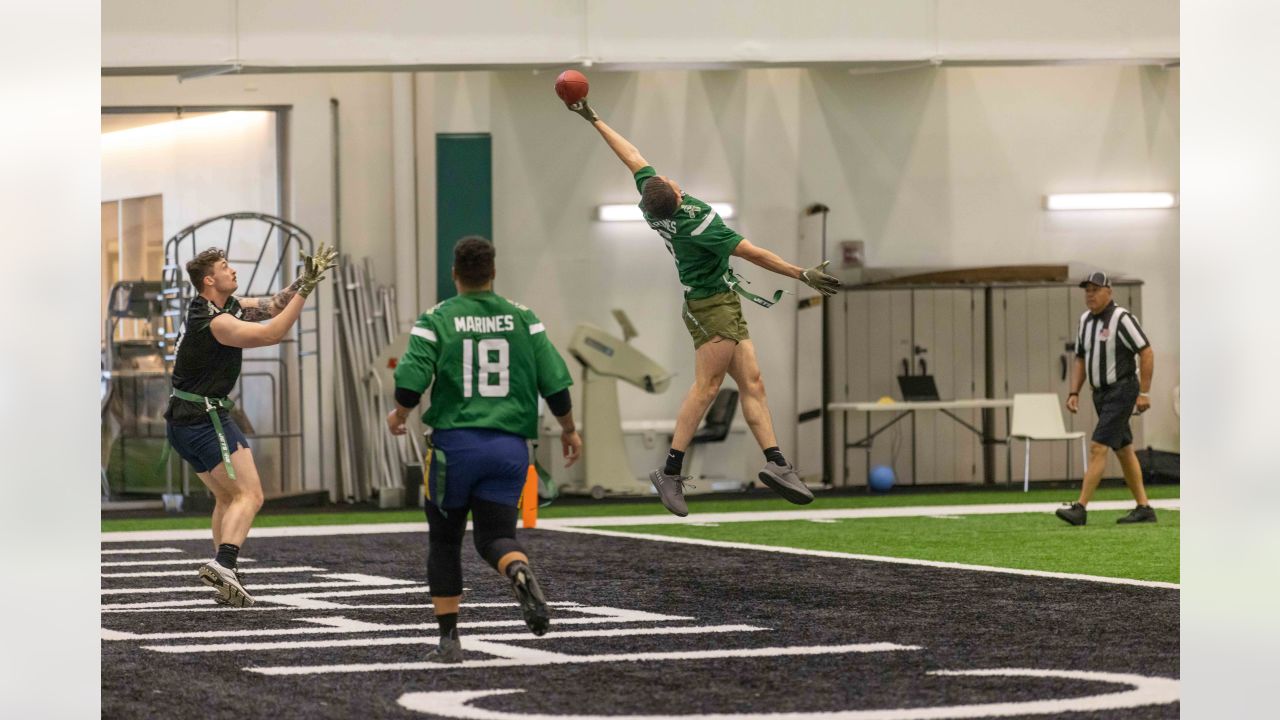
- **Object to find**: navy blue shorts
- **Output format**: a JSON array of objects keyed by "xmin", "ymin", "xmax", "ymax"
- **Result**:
[
  {"xmin": 165, "ymin": 412, "xmax": 250, "ymax": 474},
  {"xmin": 426, "ymin": 428, "xmax": 529, "ymax": 510}
]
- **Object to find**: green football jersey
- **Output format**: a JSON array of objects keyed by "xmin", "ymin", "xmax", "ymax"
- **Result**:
[
  {"xmin": 394, "ymin": 290, "xmax": 573, "ymax": 439},
  {"xmin": 634, "ymin": 165, "xmax": 744, "ymax": 299}
]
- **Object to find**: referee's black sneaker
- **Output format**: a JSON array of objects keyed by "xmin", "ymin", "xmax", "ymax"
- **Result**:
[
  {"xmin": 506, "ymin": 561, "xmax": 550, "ymax": 636},
  {"xmin": 1055, "ymin": 502, "xmax": 1087, "ymax": 526},
  {"xmin": 1116, "ymin": 504, "xmax": 1158, "ymax": 524}
]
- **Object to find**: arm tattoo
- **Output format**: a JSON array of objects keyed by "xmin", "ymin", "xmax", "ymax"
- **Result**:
[{"xmin": 242, "ymin": 279, "xmax": 302, "ymax": 322}]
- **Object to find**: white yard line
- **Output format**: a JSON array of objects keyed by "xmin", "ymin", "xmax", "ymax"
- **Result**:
[
  {"xmin": 101, "ymin": 499, "xmax": 1180, "ymax": 542},
  {"xmin": 543, "ymin": 525, "xmax": 1179, "ymax": 590}
]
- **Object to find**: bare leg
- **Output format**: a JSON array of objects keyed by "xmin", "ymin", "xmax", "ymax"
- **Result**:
[
  {"xmin": 671, "ymin": 339, "xmax": 738, "ymax": 451},
  {"xmin": 431, "ymin": 596, "xmax": 461, "ymax": 616},
  {"xmin": 195, "ymin": 471, "xmax": 233, "ymax": 551},
  {"xmin": 726, "ymin": 339, "xmax": 777, "ymax": 450},
  {"xmin": 198, "ymin": 447, "xmax": 265, "ymax": 547},
  {"xmin": 497, "ymin": 551, "xmax": 529, "ymax": 575},
  {"xmin": 1114, "ymin": 444, "xmax": 1150, "ymax": 505},
  {"xmin": 1077, "ymin": 442, "xmax": 1111, "ymax": 506}
]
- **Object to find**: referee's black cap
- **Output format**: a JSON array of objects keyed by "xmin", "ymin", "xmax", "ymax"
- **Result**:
[{"xmin": 1078, "ymin": 271, "xmax": 1111, "ymax": 288}]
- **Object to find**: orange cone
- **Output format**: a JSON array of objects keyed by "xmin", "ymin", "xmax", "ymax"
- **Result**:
[{"xmin": 520, "ymin": 465, "xmax": 538, "ymax": 528}]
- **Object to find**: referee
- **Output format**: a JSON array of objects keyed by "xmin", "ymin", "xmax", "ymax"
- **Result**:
[{"xmin": 1056, "ymin": 272, "xmax": 1157, "ymax": 526}]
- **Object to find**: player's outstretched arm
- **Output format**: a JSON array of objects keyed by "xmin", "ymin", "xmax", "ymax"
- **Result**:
[
  {"xmin": 210, "ymin": 293, "xmax": 307, "ymax": 349},
  {"xmin": 240, "ymin": 243, "xmax": 339, "ymax": 322},
  {"xmin": 566, "ymin": 100, "xmax": 648, "ymax": 173},
  {"xmin": 732, "ymin": 239, "xmax": 840, "ymax": 297}
]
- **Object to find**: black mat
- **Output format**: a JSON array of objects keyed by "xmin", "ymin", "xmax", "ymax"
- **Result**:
[{"xmin": 101, "ymin": 528, "xmax": 1179, "ymax": 718}]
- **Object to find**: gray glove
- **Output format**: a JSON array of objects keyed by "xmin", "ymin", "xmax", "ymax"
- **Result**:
[
  {"xmin": 800, "ymin": 260, "xmax": 840, "ymax": 297},
  {"xmin": 567, "ymin": 99, "xmax": 598, "ymax": 123},
  {"xmin": 298, "ymin": 243, "xmax": 339, "ymax": 298}
]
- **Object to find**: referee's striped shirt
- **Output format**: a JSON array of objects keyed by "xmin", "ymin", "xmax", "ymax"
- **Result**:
[{"xmin": 1076, "ymin": 302, "xmax": 1150, "ymax": 389}]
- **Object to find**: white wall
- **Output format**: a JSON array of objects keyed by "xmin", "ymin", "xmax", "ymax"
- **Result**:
[
  {"xmin": 102, "ymin": 0, "xmax": 1177, "ymax": 69},
  {"xmin": 103, "ymin": 61, "xmax": 1180, "ymax": 495},
  {"xmin": 797, "ymin": 65, "xmax": 1180, "ymax": 449}
]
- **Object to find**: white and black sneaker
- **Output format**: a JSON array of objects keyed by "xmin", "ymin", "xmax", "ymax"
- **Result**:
[
  {"xmin": 199, "ymin": 561, "xmax": 255, "ymax": 608},
  {"xmin": 212, "ymin": 568, "xmax": 248, "ymax": 607}
]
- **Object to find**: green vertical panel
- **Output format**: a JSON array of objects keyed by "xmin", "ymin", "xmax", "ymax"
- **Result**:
[{"xmin": 436, "ymin": 133, "xmax": 492, "ymax": 302}]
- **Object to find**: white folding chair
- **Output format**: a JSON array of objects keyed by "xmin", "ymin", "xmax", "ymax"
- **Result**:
[{"xmin": 1009, "ymin": 393, "xmax": 1087, "ymax": 492}]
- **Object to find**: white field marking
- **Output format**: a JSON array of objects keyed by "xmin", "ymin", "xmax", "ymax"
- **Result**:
[
  {"xmin": 101, "ymin": 558, "xmax": 258, "ymax": 567},
  {"xmin": 100, "ymin": 499, "xmax": 1180, "ymax": 542},
  {"xmin": 101, "ymin": 598, "xmax": 578, "ymax": 615},
  {"xmin": 929, "ymin": 515, "xmax": 965, "ymax": 520},
  {"xmin": 808, "ymin": 519, "xmax": 840, "ymax": 524},
  {"xmin": 100, "ymin": 547, "xmax": 184, "ymax": 555},
  {"xmin": 102, "ymin": 565, "xmax": 323, "ymax": 578},
  {"xmin": 104, "ymin": 606, "xmax": 694, "ymax": 641},
  {"xmin": 101, "ymin": 585, "xmax": 440, "ymax": 612},
  {"xmin": 248, "ymin": 642, "xmax": 921, "ymax": 676},
  {"xmin": 395, "ymin": 668, "xmax": 1179, "ymax": 719},
  {"xmin": 688, "ymin": 522, "xmax": 720, "ymax": 527},
  {"xmin": 543, "ymin": 526, "xmax": 1180, "ymax": 591},
  {"xmin": 101, "ymin": 573, "xmax": 417, "ymax": 595},
  {"xmin": 143, "ymin": 624, "xmax": 766, "ymax": 654}
]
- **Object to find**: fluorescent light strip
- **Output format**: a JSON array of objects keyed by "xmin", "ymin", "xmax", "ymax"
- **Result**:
[
  {"xmin": 1044, "ymin": 193, "xmax": 1178, "ymax": 210},
  {"xmin": 597, "ymin": 203, "xmax": 735, "ymax": 222}
]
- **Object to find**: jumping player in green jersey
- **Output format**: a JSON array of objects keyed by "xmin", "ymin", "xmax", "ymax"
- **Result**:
[
  {"xmin": 165, "ymin": 244, "xmax": 337, "ymax": 607},
  {"xmin": 566, "ymin": 98, "xmax": 840, "ymax": 517},
  {"xmin": 388, "ymin": 235, "xmax": 582, "ymax": 663}
]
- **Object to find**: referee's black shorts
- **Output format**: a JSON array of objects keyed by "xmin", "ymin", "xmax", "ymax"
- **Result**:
[{"xmin": 1091, "ymin": 376, "xmax": 1139, "ymax": 450}]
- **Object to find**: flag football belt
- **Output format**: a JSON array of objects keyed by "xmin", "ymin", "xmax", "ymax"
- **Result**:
[
  {"xmin": 723, "ymin": 269, "xmax": 788, "ymax": 308},
  {"xmin": 170, "ymin": 388, "xmax": 237, "ymax": 480}
]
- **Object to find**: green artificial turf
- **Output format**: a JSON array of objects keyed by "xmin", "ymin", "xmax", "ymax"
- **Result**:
[
  {"xmin": 605, "ymin": 509, "xmax": 1180, "ymax": 584},
  {"xmin": 101, "ymin": 484, "xmax": 1178, "ymax": 533}
]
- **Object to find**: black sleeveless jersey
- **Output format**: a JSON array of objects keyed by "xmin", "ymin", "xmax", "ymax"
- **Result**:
[{"xmin": 164, "ymin": 295, "xmax": 245, "ymax": 426}]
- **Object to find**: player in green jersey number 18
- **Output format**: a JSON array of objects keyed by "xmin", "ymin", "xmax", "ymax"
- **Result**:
[
  {"xmin": 388, "ymin": 236, "xmax": 582, "ymax": 663},
  {"xmin": 566, "ymin": 98, "xmax": 840, "ymax": 517}
]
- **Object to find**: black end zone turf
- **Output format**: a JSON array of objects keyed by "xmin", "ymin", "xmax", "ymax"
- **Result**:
[{"xmin": 102, "ymin": 529, "xmax": 1178, "ymax": 718}]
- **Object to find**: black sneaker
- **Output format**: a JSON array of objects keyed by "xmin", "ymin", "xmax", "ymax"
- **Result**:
[
  {"xmin": 506, "ymin": 561, "xmax": 550, "ymax": 636},
  {"xmin": 425, "ymin": 634, "xmax": 463, "ymax": 664},
  {"xmin": 648, "ymin": 469, "xmax": 693, "ymax": 517},
  {"xmin": 757, "ymin": 461, "xmax": 815, "ymax": 505},
  {"xmin": 1055, "ymin": 502, "xmax": 1087, "ymax": 526},
  {"xmin": 1116, "ymin": 505, "xmax": 1158, "ymax": 524}
]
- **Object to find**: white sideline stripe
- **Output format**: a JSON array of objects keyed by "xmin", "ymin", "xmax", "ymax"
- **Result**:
[
  {"xmin": 102, "ymin": 565, "xmax": 322, "ymax": 578},
  {"xmin": 100, "ymin": 547, "xmax": 184, "ymax": 555},
  {"xmin": 106, "ymin": 612, "xmax": 697, "ymax": 641},
  {"xmin": 410, "ymin": 326, "xmax": 437, "ymax": 342},
  {"xmin": 100, "ymin": 499, "xmax": 1180, "ymax": 542},
  {"xmin": 544, "ymin": 526, "xmax": 1180, "ymax": 590},
  {"xmin": 247, "ymin": 642, "xmax": 919, "ymax": 676},
  {"xmin": 144, "ymin": 624, "xmax": 765, "ymax": 654},
  {"xmin": 102, "ymin": 558, "xmax": 259, "ymax": 567}
]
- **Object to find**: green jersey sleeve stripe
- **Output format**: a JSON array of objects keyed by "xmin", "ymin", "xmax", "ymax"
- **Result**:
[
  {"xmin": 529, "ymin": 322, "xmax": 546, "ymax": 335},
  {"xmin": 411, "ymin": 326, "xmax": 437, "ymax": 342},
  {"xmin": 691, "ymin": 211, "xmax": 717, "ymax": 236}
]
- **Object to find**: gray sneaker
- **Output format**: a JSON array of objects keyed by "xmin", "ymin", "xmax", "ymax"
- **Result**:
[
  {"xmin": 1055, "ymin": 502, "xmax": 1087, "ymax": 526},
  {"xmin": 426, "ymin": 634, "xmax": 463, "ymax": 664},
  {"xmin": 199, "ymin": 561, "xmax": 255, "ymax": 608},
  {"xmin": 212, "ymin": 568, "xmax": 247, "ymax": 607},
  {"xmin": 1116, "ymin": 505, "xmax": 1157, "ymax": 524},
  {"xmin": 757, "ymin": 461, "xmax": 814, "ymax": 505},
  {"xmin": 649, "ymin": 469, "xmax": 693, "ymax": 517}
]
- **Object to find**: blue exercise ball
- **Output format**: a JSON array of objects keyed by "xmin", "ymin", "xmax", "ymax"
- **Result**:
[{"xmin": 869, "ymin": 465, "xmax": 896, "ymax": 492}]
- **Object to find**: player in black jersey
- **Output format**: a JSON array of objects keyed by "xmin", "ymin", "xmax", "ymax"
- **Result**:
[{"xmin": 164, "ymin": 245, "xmax": 337, "ymax": 607}]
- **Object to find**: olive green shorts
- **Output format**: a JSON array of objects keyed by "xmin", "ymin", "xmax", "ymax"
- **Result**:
[{"xmin": 682, "ymin": 291, "xmax": 750, "ymax": 349}]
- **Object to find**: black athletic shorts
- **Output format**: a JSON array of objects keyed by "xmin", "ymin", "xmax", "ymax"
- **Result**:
[
  {"xmin": 1091, "ymin": 376, "xmax": 1139, "ymax": 450},
  {"xmin": 165, "ymin": 412, "xmax": 250, "ymax": 474}
]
